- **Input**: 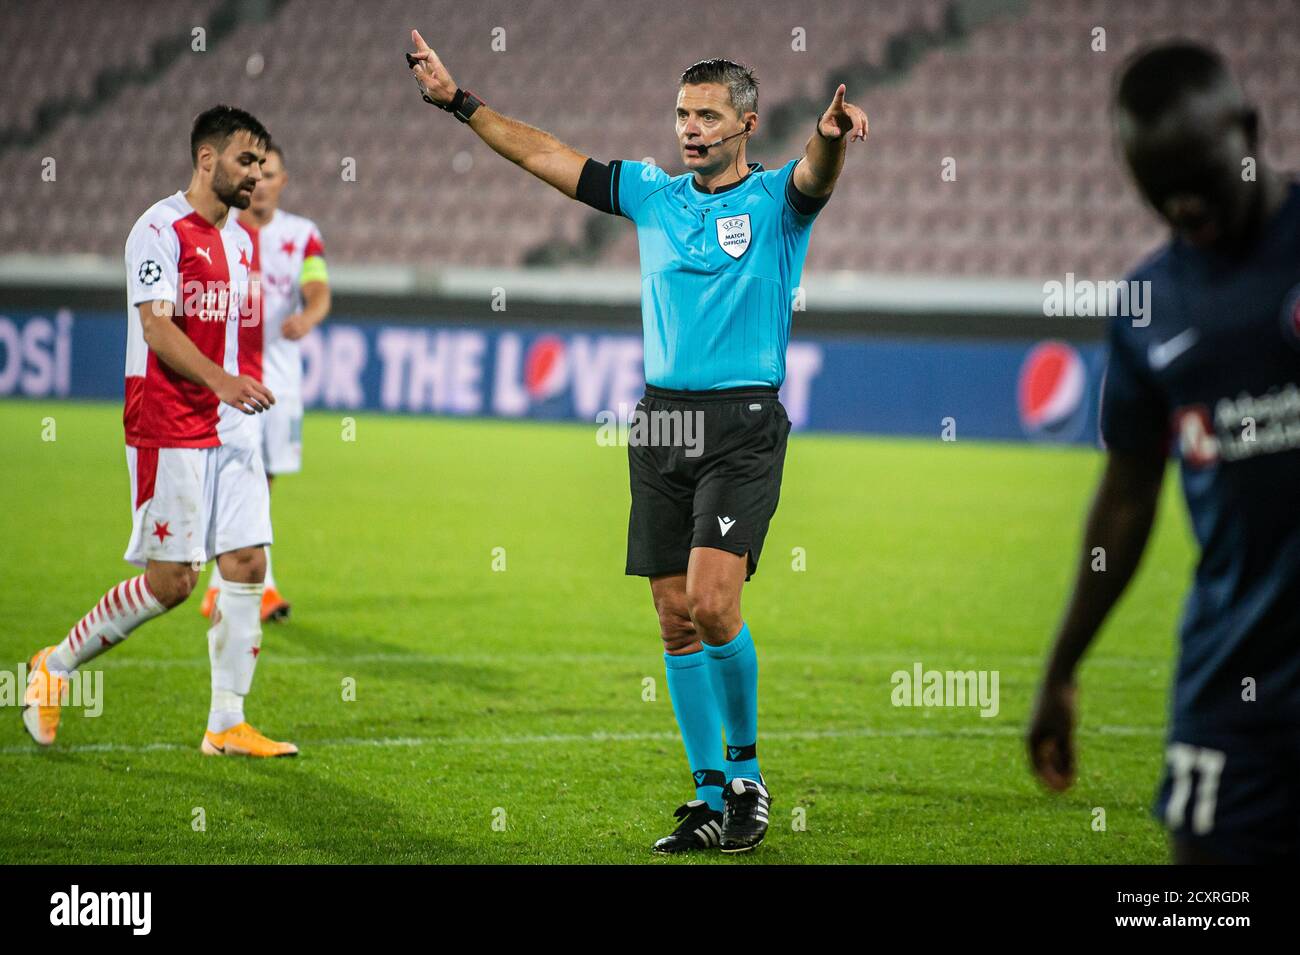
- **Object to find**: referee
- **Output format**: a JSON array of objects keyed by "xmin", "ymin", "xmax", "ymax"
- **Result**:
[{"xmin": 407, "ymin": 28, "xmax": 866, "ymax": 853}]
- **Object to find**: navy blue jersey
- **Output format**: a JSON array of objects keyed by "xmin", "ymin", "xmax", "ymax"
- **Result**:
[{"xmin": 1101, "ymin": 181, "xmax": 1300, "ymax": 734}]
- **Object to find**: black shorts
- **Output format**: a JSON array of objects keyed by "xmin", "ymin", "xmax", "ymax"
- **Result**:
[{"xmin": 625, "ymin": 385, "xmax": 791, "ymax": 580}]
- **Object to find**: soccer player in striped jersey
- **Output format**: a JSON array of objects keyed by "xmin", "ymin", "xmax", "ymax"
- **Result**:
[
  {"xmin": 21, "ymin": 106, "xmax": 298, "ymax": 758},
  {"xmin": 200, "ymin": 140, "xmax": 331, "ymax": 623},
  {"xmin": 406, "ymin": 30, "xmax": 866, "ymax": 852}
]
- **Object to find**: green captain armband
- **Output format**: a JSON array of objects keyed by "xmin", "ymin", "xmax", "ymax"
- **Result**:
[{"xmin": 300, "ymin": 255, "xmax": 329, "ymax": 285}]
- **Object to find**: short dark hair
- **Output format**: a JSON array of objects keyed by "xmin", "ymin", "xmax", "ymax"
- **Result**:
[
  {"xmin": 1115, "ymin": 42, "xmax": 1236, "ymax": 124},
  {"xmin": 189, "ymin": 105, "xmax": 270, "ymax": 165},
  {"xmin": 680, "ymin": 58, "xmax": 758, "ymax": 116},
  {"xmin": 265, "ymin": 139, "xmax": 285, "ymax": 164}
]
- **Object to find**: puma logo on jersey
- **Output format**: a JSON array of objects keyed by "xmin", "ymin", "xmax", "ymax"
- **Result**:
[
  {"xmin": 718, "ymin": 516, "xmax": 736, "ymax": 536},
  {"xmin": 194, "ymin": 246, "xmax": 212, "ymax": 264},
  {"xmin": 147, "ymin": 223, "xmax": 162, "ymax": 236}
]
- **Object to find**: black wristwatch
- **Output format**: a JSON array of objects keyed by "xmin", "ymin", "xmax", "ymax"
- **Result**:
[
  {"xmin": 442, "ymin": 87, "xmax": 483, "ymax": 123},
  {"xmin": 405, "ymin": 53, "xmax": 484, "ymax": 122}
]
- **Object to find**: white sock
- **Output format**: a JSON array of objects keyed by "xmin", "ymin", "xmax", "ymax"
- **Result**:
[
  {"xmin": 208, "ymin": 561, "xmax": 225, "ymax": 591},
  {"xmin": 207, "ymin": 580, "xmax": 263, "ymax": 733},
  {"xmin": 48, "ymin": 574, "xmax": 165, "ymax": 673},
  {"xmin": 264, "ymin": 547, "xmax": 276, "ymax": 591}
]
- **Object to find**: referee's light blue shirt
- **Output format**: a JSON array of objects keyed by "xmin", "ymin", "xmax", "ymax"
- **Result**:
[{"xmin": 611, "ymin": 159, "xmax": 821, "ymax": 390}]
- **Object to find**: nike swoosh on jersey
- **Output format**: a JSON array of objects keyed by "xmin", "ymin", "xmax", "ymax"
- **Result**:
[{"xmin": 1148, "ymin": 328, "xmax": 1201, "ymax": 370}]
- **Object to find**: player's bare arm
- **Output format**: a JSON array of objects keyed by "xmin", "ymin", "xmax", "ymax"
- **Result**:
[
  {"xmin": 1027, "ymin": 444, "xmax": 1166, "ymax": 791},
  {"xmin": 406, "ymin": 29, "xmax": 588, "ymax": 198},
  {"xmin": 792, "ymin": 83, "xmax": 867, "ymax": 199},
  {"xmin": 280, "ymin": 280, "xmax": 331, "ymax": 341},
  {"xmin": 138, "ymin": 300, "xmax": 274, "ymax": 414}
]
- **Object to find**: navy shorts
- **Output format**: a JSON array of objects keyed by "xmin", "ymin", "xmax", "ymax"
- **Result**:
[{"xmin": 1153, "ymin": 726, "xmax": 1300, "ymax": 863}]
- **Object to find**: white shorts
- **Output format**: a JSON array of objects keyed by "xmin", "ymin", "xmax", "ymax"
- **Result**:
[
  {"xmin": 123, "ymin": 444, "xmax": 273, "ymax": 568},
  {"xmin": 261, "ymin": 392, "xmax": 303, "ymax": 475}
]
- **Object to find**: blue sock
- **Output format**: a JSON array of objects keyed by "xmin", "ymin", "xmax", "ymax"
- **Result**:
[
  {"xmin": 703, "ymin": 622, "xmax": 761, "ymax": 783},
  {"xmin": 664, "ymin": 649, "xmax": 725, "ymax": 812}
]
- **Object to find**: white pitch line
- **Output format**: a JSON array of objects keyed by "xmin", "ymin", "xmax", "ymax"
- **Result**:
[{"xmin": 0, "ymin": 723, "xmax": 1163, "ymax": 757}]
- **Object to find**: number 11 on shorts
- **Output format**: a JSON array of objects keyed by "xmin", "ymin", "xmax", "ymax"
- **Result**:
[{"xmin": 1164, "ymin": 743, "xmax": 1226, "ymax": 836}]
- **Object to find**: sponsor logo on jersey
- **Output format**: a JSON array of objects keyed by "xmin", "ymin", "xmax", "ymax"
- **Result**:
[
  {"xmin": 180, "ymin": 279, "xmax": 255, "ymax": 325},
  {"xmin": 1280, "ymin": 281, "xmax": 1300, "ymax": 350},
  {"xmin": 1175, "ymin": 405, "xmax": 1219, "ymax": 468}
]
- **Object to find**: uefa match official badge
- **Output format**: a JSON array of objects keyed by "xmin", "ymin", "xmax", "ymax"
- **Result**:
[{"xmin": 716, "ymin": 213, "xmax": 752, "ymax": 259}]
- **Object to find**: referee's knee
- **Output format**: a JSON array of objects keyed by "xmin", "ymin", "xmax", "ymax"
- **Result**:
[{"xmin": 686, "ymin": 595, "xmax": 739, "ymax": 645}]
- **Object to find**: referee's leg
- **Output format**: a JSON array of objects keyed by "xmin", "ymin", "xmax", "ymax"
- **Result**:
[
  {"xmin": 686, "ymin": 546, "xmax": 762, "ymax": 783},
  {"xmin": 684, "ymin": 546, "xmax": 746, "ymax": 647}
]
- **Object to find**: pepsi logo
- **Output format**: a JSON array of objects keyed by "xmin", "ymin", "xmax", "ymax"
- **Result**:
[
  {"xmin": 523, "ymin": 335, "xmax": 568, "ymax": 400},
  {"xmin": 1018, "ymin": 341, "xmax": 1088, "ymax": 440}
]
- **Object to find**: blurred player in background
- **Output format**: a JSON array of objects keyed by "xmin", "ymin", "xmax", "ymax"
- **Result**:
[
  {"xmin": 1029, "ymin": 43, "xmax": 1300, "ymax": 863},
  {"xmin": 22, "ymin": 105, "xmax": 299, "ymax": 758},
  {"xmin": 406, "ymin": 28, "xmax": 866, "ymax": 853},
  {"xmin": 200, "ymin": 141, "xmax": 330, "ymax": 623}
]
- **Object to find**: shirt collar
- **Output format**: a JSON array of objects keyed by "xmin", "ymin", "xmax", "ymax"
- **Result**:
[{"xmin": 690, "ymin": 161, "xmax": 763, "ymax": 195}]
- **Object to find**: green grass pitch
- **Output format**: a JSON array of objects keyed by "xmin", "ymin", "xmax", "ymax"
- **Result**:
[{"xmin": 0, "ymin": 400, "xmax": 1195, "ymax": 863}]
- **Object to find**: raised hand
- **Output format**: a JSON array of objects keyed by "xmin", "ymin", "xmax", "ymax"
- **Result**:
[
  {"xmin": 818, "ymin": 84, "xmax": 868, "ymax": 142},
  {"xmin": 406, "ymin": 28, "xmax": 458, "ymax": 107}
]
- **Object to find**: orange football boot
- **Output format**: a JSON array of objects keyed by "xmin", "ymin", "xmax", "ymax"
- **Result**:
[
  {"xmin": 203, "ymin": 586, "xmax": 289, "ymax": 623},
  {"xmin": 199, "ymin": 586, "xmax": 219, "ymax": 619},
  {"xmin": 21, "ymin": 647, "xmax": 67, "ymax": 746},
  {"xmin": 201, "ymin": 722, "xmax": 299, "ymax": 757},
  {"xmin": 260, "ymin": 586, "xmax": 290, "ymax": 623}
]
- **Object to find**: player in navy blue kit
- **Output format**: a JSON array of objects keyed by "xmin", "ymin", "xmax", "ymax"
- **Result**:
[
  {"xmin": 1028, "ymin": 42, "xmax": 1300, "ymax": 863},
  {"xmin": 405, "ymin": 30, "xmax": 866, "ymax": 852}
]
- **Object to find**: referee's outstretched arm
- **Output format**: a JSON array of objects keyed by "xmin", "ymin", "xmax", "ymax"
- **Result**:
[
  {"xmin": 406, "ymin": 29, "xmax": 589, "ymax": 199},
  {"xmin": 791, "ymin": 83, "xmax": 868, "ymax": 200}
]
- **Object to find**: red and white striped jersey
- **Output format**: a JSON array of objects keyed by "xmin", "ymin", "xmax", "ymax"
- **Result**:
[
  {"xmin": 215, "ymin": 216, "xmax": 266, "ymax": 451},
  {"xmin": 124, "ymin": 192, "xmax": 256, "ymax": 448},
  {"xmin": 234, "ymin": 218, "xmax": 264, "ymax": 385},
  {"xmin": 254, "ymin": 208, "xmax": 324, "ymax": 396}
]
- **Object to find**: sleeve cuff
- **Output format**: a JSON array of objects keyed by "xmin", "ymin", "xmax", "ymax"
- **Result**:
[
  {"xmin": 786, "ymin": 169, "xmax": 830, "ymax": 217},
  {"xmin": 577, "ymin": 158, "xmax": 619, "ymax": 215}
]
